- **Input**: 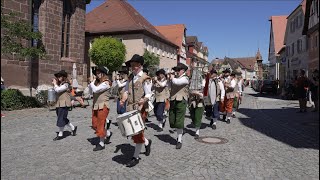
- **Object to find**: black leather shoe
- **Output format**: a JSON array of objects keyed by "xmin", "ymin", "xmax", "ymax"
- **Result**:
[
  {"xmin": 106, "ymin": 120, "xmax": 112, "ymax": 130},
  {"xmin": 176, "ymin": 142, "xmax": 182, "ymax": 149},
  {"xmin": 93, "ymin": 144, "xmax": 105, "ymax": 151},
  {"xmin": 226, "ymin": 119, "xmax": 230, "ymax": 124},
  {"xmin": 53, "ymin": 136, "xmax": 63, "ymax": 141},
  {"xmin": 222, "ymin": 115, "xmax": 226, "ymax": 121},
  {"xmin": 194, "ymin": 134, "xmax": 199, "ymax": 140},
  {"xmin": 232, "ymin": 114, "xmax": 236, "ymax": 118},
  {"xmin": 157, "ymin": 128, "xmax": 163, "ymax": 132},
  {"xmin": 145, "ymin": 118, "xmax": 151, "ymax": 123},
  {"xmin": 145, "ymin": 139, "xmax": 152, "ymax": 156},
  {"xmin": 126, "ymin": 157, "xmax": 140, "ymax": 167},
  {"xmin": 72, "ymin": 126, "xmax": 78, "ymax": 136},
  {"xmin": 209, "ymin": 119, "xmax": 213, "ymax": 126},
  {"xmin": 104, "ymin": 132, "xmax": 113, "ymax": 144},
  {"xmin": 211, "ymin": 124, "xmax": 217, "ymax": 130},
  {"xmin": 163, "ymin": 119, "xmax": 166, "ymax": 128}
]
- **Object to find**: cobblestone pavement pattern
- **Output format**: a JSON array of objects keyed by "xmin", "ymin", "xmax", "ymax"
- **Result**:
[{"xmin": 1, "ymin": 88, "xmax": 319, "ymax": 180}]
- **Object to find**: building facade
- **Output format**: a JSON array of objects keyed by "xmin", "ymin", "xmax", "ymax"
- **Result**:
[
  {"xmin": 85, "ymin": 0, "xmax": 178, "ymax": 78},
  {"xmin": 303, "ymin": 0, "xmax": 319, "ymax": 77},
  {"xmin": 268, "ymin": 16, "xmax": 288, "ymax": 81},
  {"xmin": 284, "ymin": 0, "xmax": 308, "ymax": 80},
  {"xmin": 155, "ymin": 24, "xmax": 188, "ymax": 66},
  {"xmin": 1, "ymin": 0, "xmax": 88, "ymax": 90}
]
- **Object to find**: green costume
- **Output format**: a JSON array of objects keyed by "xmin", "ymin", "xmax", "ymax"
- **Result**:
[{"xmin": 169, "ymin": 100, "xmax": 187, "ymax": 129}]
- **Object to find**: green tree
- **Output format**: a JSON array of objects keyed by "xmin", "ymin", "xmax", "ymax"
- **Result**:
[
  {"xmin": 89, "ymin": 36, "xmax": 126, "ymax": 72},
  {"xmin": 1, "ymin": 11, "xmax": 46, "ymax": 59},
  {"xmin": 142, "ymin": 50, "xmax": 160, "ymax": 69}
]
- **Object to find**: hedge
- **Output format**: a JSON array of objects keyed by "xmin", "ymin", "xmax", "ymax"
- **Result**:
[{"xmin": 1, "ymin": 89, "xmax": 42, "ymax": 111}]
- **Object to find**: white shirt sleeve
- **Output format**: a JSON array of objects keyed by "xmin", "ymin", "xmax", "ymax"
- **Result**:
[
  {"xmin": 144, "ymin": 82, "xmax": 153, "ymax": 98},
  {"xmin": 218, "ymin": 81, "xmax": 225, "ymax": 100},
  {"xmin": 117, "ymin": 80, "xmax": 127, "ymax": 88},
  {"xmin": 89, "ymin": 80, "xmax": 110, "ymax": 93},
  {"xmin": 238, "ymin": 81, "xmax": 242, "ymax": 93},
  {"xmin": 172, "ymin": 76, "xmax": 189, "ymax": 85},
  {"xmin": 157, "ymin": 80, "xmax": 167, "ymax": 87},
  {"xmin": 230, "ymin": 79, "xmax": 236, "ymax": 88},
  {"xmin": 54, "ymin": 83, "xmax": 69, "ymax": 93}
]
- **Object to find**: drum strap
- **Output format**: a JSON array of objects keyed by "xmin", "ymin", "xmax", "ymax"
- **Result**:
[{"xmin": 131, "ymin": 78, "xmax": 135, "ymax": 109}]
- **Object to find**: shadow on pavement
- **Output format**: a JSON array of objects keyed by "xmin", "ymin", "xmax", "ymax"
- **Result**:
[
  {"xmin": 54, "ymin": 131, "xmax": 72, "ymax": 140},
  {"xmin": 146, "ymin": 122, "xmax": 161, "ymax": 131},
  {"xmin": 87, "ymin": 137, "xmax": 99, "ymax": 145},
  {"xmin": 154, "ymin": 134, "xmax": 176, "ymax": 145},
  {"xmin": 112, "ymin": 143, "xmax": 135, "ymax": 165},
  {"xmin": 186, "ymin": 122, "xmax": 209, "ymax": 129},
  {"xmin": 238, "ymin": 107, "xmax": 319, "ymax": 150}
]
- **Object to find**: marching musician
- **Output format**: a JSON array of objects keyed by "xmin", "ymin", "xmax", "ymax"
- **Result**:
[
  {"xmin": 120, "ymin": 54, "xmax": 152, "ymax": 167},
  {"xmin": 231, "ymin": 75, "xmax": 242, "ymax": 118},
  {"xmin": 219, "ymin": 69, "xmax": 237, "ymax": 124},
  {"xmin": 143, "ymin": 68, "xmax": 153, "ymax": 122},
  {"xmin": 116, "ymin": 70, "xmax": 129, "ymax": 114},
  {"xmin": 169, "ymin": 63, "xmax": 189, "ymax": 149},
  {"xmin": 208, "ymin": 70, "xmax": 225, "ymax": 129},
  {"xmin": 152, "ymin": 69, "xmax": 168, "ymax": 132},
  {"xmin": 52, "ymin": 70, "xmax": 77, "ymax": 141},
  {"xmin": 189, "ymin": 85, "xmax": 204, "ymax": 139},
  {"xmin": 89, "ymin": 66, "xmax": 112, "ymax": 151}
]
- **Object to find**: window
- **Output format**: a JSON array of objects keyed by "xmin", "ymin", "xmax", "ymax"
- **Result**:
[
  {"xmin": 297, "ymin": 39, "xmax": 302, "ymax": 53},
  {"xmin": 298, "ymin": 15, "xmax": 303, "ymax": 28},
  {"xmin": 32, "ymin": 0, "xmax": 41, "ymax": 47},
  {"xmin": 61, "ymin": 0, "xmax": 72, "ymax": 58},
  {"xmin": 167, "ymin": 47, "xmax": 170, "ymax": 58},
  {"xmin": 286, "ymin": 46, "xmax": 290, "ymax": 56},
  {"xmin": 157, "ymin": 43, "xmax": 161, "ymax": 55},
  {"xmin": 290, "ymin": 21, "xmax": 295, "ymax": 33},
  {"xmin": 291, "ymin": 43, "xmax": 295, "ymax": 56},
  {"xmin": 314, "ymin": 35, "xmax": 319, "ymax": 48}
]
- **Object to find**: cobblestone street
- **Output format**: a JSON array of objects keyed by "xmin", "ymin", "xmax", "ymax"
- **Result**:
[{"xmin": 1, "ymin": 87, "xmax": 319, "ymax": 180}]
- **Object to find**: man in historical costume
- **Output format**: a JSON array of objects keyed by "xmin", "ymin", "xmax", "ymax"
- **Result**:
[
  {"xmin": 52, "ymin": 70, "xmax": 77, "ymax": 141},
  {"xmin": 208, "ymin": 70, "xmax": 225, "ymax": 129},
  {"xmin": 89, "ymin": 66, "xmax": 113, "ymax": 151},
  {"xmin": 219, "ymin": 69, "xmax": 237, "ymax": 124},
  {"xmin": 189, "ymin": 88, "xmax": 204, "ymax": 139},
  {"xmin": 116, "ymin": 70, "xmax": 129, "ymax": 115},
  {"xmin": 169, "ymin": 63, "xmax": 189, "ymax": 149},
  {"xmin": 152, "ymin": 69, "xmax": 169, "ymax": 132},
  {"xmin": 120, "ymin": 54, "xmax": 152, "ymax": 167}
]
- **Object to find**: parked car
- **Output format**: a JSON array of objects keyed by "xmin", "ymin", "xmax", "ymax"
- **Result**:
[{"xmin": 259, "ymin": 80, "xmax": 277, "ymax": 94}]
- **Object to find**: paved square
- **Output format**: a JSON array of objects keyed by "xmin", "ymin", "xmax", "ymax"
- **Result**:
[{"xmin": 1, "ymin": 88, "xmax": 319, "ymax": 179}]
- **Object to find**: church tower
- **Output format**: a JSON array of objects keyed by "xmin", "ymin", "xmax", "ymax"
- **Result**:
[{"xmin": 255, "ymin": 48, "xmax": 263, "ymax": 79}]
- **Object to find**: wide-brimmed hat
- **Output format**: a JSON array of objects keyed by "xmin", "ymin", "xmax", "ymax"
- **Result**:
[
  {"xmin": 172, "ymin": 63, "xmax": 188, "ymax": 71},
  {"xmin": 126, "ymin": 54, "xmax": 144, "ymax": 67},
  {"xmin": 92, "ymin": 66, "xmax": 109, "ymax": 76},
  {"xmin": 54, "ymin": 70, "xmax": 68, "ymax": 78},
  {"xmin": 222, "ymin": 68, "xmax": 231, "ymax": 73},
  {"xmin": 210, "ymin": 69, "xmax": 218, "ymax": 74},
  {"xmin": 156, "ymin": 69, "xmax": 166, "ymax": 76},
  {"xmin": 118, "ymin": 69, "xmax": 129, "ymax": 75}
]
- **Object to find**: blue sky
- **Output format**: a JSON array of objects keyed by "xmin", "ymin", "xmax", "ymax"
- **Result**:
[{"xmin": 87, "ymin": 0, "xmax": 301, "ymax": 63}]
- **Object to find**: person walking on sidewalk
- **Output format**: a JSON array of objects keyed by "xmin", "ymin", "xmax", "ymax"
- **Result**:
[
  {"xmin": 295, "ymin": 69, "xmax": 309, "ymax": 113},
  {"xmin": 120, "ymin": 54, "xmax": 152, "ymax": 167},
  {"xmin": 52, "ymin": 70, "xmax": 77, "ymax": 141},
  {"xmin": 168, "ymin": 63, "xmax": 189, "ymax": 149},
  {"xmin": 89, "ymin": 66, "xmax": 113, "ymax": 151}
]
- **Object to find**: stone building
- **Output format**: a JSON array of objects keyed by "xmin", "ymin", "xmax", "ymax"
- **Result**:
[{"xmin": 1, "ymin": 0, "xmax": 89, "ymax": 93}]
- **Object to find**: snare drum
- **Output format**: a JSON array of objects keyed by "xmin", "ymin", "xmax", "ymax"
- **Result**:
[{"xmin": 116, "ymin": 110, "xmax": 145, "ymax": 137}]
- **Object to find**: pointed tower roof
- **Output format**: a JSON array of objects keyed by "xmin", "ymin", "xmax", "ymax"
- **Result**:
[
  {"xmin": 85, "ymin": 0, "xmax": 177, "ymax": 47},
  {"xmin": 255, "ymin": 48, "xmax": 262, "ymax": 61}
]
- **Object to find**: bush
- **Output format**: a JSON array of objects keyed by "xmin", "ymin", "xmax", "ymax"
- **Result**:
[
  {"xmin": 1, "ymin": 89, "xmax": 41, "ymax": 111},
  {"xmin": 35, "ymin": 90, "xmax": 48, "ymax": 105},
  {"xmin": 89, "ymin": 36, "xmax": 126, "ymax": 72}
]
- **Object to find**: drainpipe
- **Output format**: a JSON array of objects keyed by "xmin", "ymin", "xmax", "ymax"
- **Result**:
[{"xmin": 29, "ymin": 0, "xmax": 33, "ymax": 97}]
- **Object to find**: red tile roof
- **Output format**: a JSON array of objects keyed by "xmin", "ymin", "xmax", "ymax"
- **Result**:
[
  {"xmin": 233, "ymin": 57, "xmax": 256, "ymax": 71},
  {"xmin": 269, "ymin": 16, "xmax": 287, "ymax": 54},
  {"xmin": 85, "ymin": 0, "xmax": 177, "ymax": 47},
  {"xmin": 155, "ymin": 24, "xmax": 186, "ymax": 47}
]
